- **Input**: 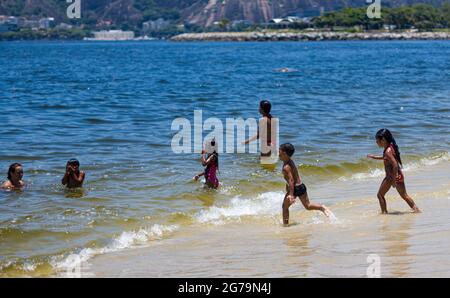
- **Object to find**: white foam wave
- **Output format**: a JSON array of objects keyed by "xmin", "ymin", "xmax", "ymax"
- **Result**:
[
  {"xmin": 340, "ymin": 168, "xmax": 385, "ymax": 181},
  {"xmin": 195, "ymin": 191, "xmax": 339, "ymax": 226},
  {"xmin": 195, "ymin": 191, "xmax": 283, "ymax": 224},
  {"xmin": 52, "ymin": 224, "xmax": 178, "ymax": 275},
  {"xmin": 0, "ymin": 261, "xmax": 14, "ymax": 272},
  {"xmin": 22, "ymin": 263, "xmax": 37, "ymax": 272},
  {"xmin": 327, "ymin": 211, "xmax": 339, "ymax": 223},
  {"xmin": 415, "ymin": 152, "xmax": 450, "ymax": 167}
]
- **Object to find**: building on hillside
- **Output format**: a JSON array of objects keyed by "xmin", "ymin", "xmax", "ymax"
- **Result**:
[
  {"xmin": 268, "ymin": 16, "xmax": 311, "ymax": 29},
  {"xmin": 89, "ymin": 30, "xmax": 135, "ymax": 41},
  {"xmin": 56, "ymin": 23, "xmax": 74, "ymax": 30},
  {"xmin": 383, "ymin": 24, "xmax": 397, "ymax": 31},
  {"xmin": 18, "ymin": 18, "xmax": 40, "ymax": 29},
  {"xmin": 142, "ymin": 18, "xmax": 171, "ymax": 32},
  {"xmin": 38, "ymin": 17, "xmax": 55, "ymax": 29},
  {"xmin": 0, "ymin": 16, "xmax": 55, "ymax": 31},
  {"xmin": 269, "ymin": 18, "xmax": 284, "ymax": 24},
  {"xmin": 231, "ymin": 20, "xmax": 253, "ymax": 28},
  {"xmin": 96, "ymin": 19, "xmax": 113, "ymax": 28}
]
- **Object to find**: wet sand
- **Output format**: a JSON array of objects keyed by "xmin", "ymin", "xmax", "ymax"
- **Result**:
[{"xmin": 80, "ymin": 161, "xmax": 450, "ymax": 278}]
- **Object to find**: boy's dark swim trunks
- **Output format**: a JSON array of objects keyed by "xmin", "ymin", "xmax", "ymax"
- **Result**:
[{"xmin": 294, "ymin": 184, "xmax": 307, "ymax": 197}]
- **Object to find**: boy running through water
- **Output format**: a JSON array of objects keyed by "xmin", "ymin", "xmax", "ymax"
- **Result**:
[{"xmin": 279, "ymin": 143, "xmax": 331, "ymax": 226}]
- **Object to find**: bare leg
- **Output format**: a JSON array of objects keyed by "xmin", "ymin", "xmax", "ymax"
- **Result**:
[
  {"xmin": 377, "ymin": 178, "xmax": 391, "ymax": 214},
  {"xmin": 282, "ymin": 194, "xmax": 294, "ymax": 226},
  {"xmin": 396, "ymin": 182, "xmax": 421, "ymax": 213},
  {"xmin": 299, "ymin": 192, "xmax": 331, "ymax": 217}
]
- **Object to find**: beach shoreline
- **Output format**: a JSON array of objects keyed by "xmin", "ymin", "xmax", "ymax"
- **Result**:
[
  {"xmin": 171, "ymin": 31, "xmax": 450, "ymax": 42},
  {"xmin": 80, "ymin": 159, "xmax": 450, "ymax": 278}
]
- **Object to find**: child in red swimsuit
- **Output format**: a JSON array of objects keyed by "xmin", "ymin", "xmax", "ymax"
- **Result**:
[
  {"xmin": 367, "ymin": 129, "xmax": 420, "ymax": 214},
  {"xmin": 193, "ymin": 139, "xmax": 219, "ymax": 189}
]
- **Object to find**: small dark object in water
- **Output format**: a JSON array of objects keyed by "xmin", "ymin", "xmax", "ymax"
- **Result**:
[{"xmin": 274, "ymin": 68, "xmax": 299, "ymax": 73}]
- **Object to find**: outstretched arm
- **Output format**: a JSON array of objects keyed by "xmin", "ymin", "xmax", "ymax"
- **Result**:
[
  {"xmin": 242, "ymin": 127, "xmax": 260, "ymax": 145},
  {"xmin": 367, "ymin": 154, "xmax": 384, "ymax": 160},
  {"xmin": 193, "ymin": 172, "xmax": 205, "ymax": 181},
  {"xmin": 242, "ymin": 134, "xmax": 258, "ymax": 145}
]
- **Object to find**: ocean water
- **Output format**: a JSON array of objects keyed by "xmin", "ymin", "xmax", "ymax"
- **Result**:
[{"xmin": 0, "ymin": 40, "xmax": 449, "ymax": 277}]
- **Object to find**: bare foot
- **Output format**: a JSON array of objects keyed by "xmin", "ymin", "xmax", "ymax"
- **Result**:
[{"xmin": 412, "ymin": 207, "xmax": 421, "ymax": 213}]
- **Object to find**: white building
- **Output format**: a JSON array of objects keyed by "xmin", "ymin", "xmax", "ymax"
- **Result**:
[
  {"xmin": 56, "ymin": 22, "xmax": 73, "ymax": 30},
  {"xmin": 92, "ymin": 30, "xmax": 135, "ymax": 41},
  {"xmin": 383, "ymin": 24, "xmax": 397, "ymax": 31},
  {"xmin": 142, "ymin": 18, "xmax": 171, "ymax": 32},
  {"xmin": 39, "ymin": 17, "xmax": 55, "ymax": 29}
]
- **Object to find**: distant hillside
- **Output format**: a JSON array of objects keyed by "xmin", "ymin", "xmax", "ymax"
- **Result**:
[{"xmin": 1, "ymin": 0, "xmax": 449, "ymax": 27}]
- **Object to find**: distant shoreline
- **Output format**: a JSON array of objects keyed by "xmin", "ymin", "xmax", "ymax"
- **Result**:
[
  {"xmin": 2, "ymin": 31, "xmax": 450, "ymax": 42},
  {"xmin": 171, "ymin": 31, "xmax": 450, "ymax": 42}
]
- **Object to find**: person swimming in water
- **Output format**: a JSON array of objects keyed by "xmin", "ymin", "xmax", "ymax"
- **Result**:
[
  {"xmin": 62, "ymin": 159, "xmax": 85, "ymax": 189},
  {"xmin": 367, "ymin": 129, "xmax": 420, "ymax": 214},
  {"xmin": 193, "ymin": 138, "xmax": 219, "ymax": 189},
  {"xmin": 274, "ymin": 68, "xmax": 298, "ymax": 73},
  {"xmin": 279, "ymin": 143, "xmax": 331, "ymax": 226},
  {"xmin": 1, "ymin": 163, "xmax": 25, "ymax": 190}
]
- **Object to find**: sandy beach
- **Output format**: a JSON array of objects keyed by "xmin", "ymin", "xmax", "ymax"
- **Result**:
[{"xmin": 80, "ymin": 159, "xmax": 450, "ymax": 278}]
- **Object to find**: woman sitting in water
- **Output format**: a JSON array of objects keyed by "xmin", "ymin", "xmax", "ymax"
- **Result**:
[
  {"xmin": 2, "ymin": 163, "xmax": 25, "ymax": 190},
  {"xmin": 367, "ymin": 129, "xmax": 420, "ymax": 214},
  {"xmin": 193, "ymin": 138, "xmax": 219, "ymax": 189}
]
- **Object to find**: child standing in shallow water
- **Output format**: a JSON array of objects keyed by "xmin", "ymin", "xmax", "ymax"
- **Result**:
[
  {"xmin": 193, "ymin": 139, "xmax": 219, "ymax": 189},
  {"xmin": 279, "ymin": 143, "xmax": 331, "ymax": 226},
  {"xmin": 367, "ymin": 129, "xmax": 420, "ymax": 214}
]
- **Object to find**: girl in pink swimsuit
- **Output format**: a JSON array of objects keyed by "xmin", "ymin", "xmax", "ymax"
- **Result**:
[
  {"xmin": 367, "ymin": 128, "xmax": 420, "ymax": 214},
  {"xmin": 193, "ymin": 139, "xmax": 219, "ymax": 189}
]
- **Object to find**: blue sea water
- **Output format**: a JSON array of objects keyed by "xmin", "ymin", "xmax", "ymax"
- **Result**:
[{"xmin": 0, "ymin": 40, "xmax": 449, "ymax": 275}]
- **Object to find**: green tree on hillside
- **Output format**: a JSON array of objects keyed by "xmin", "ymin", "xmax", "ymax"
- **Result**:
[{"xmin": 441, "ymin": 1, "xmax": 450, "ymax": 26}]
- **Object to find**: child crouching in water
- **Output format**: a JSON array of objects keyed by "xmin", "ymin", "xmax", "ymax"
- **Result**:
[
  {"xmin": 62, "ymin": 159, "xmax": 85, "ymax": 189},
  {"xmin": 367, "ymin": 129, "xmax": 420, "ymax": 214},
  {"xmin": 279, "ymin": 143, "xmax": 331, "ymax": 226},
  {"xmin": 193, "ymin": 138, "xmax": 219, "ymax": 189}
]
